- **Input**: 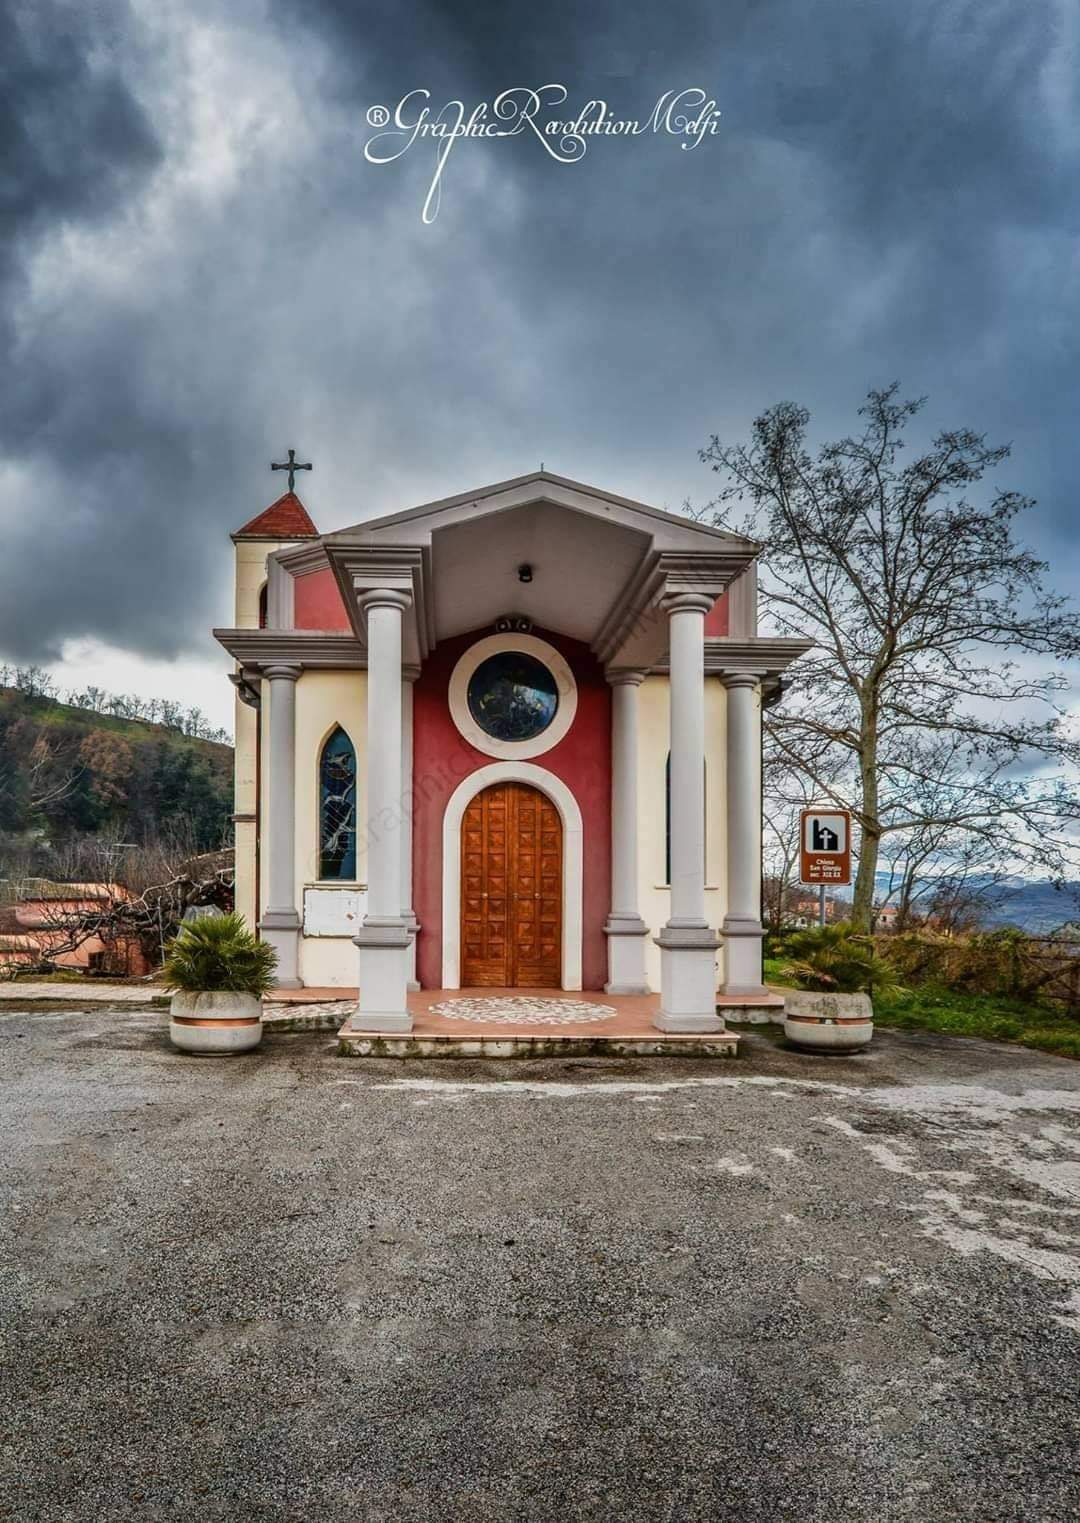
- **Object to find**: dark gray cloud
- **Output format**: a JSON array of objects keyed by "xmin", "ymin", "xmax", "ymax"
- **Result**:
[
  {"xmin": 0, "ymin": 0, "xmax": 1077, "ymax": 675},
  {"xmin": 0, "ymin": 2, "xmax": 160, "ymax": 254}
]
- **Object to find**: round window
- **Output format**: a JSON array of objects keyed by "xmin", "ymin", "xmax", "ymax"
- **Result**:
[{"xmin": 466, "ymin": 651, "xmax": 559, "ymax": 743}]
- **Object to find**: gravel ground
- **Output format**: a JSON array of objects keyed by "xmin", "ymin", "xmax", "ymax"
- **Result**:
[{"xmin": 2, "ymin": 1007, "xmax": 1079, "ymax": 1522}]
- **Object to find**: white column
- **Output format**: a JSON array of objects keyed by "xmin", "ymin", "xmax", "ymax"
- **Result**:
[
  {"xmin": 259, "ymin": 663, "xmax": 302, "ymax": 989},
  {"xmin": 351, "ymin": 590, "xmax": 413, "ymax": 1032},
  {"xmin": 604, "ymin": 670, "xmax": 650, "ymax": 994},
  {"xmin": 720, "ymin": 673, "xmax": 766, "ymax": 997},
  {"xmin": 654, "ymin": 593, "xmax": 722, "ymax": 1032},
  {"xmin": 401, "ymin": 666, "xmax": 420, "ymax": 990}
]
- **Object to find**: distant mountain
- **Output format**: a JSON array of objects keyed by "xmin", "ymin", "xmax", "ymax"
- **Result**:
[
  {"xmin": 0, "ymin": 687, "xmax": 233, "ymax": 851},
  {"xmin": 872, "ymin": 870, "xmax": 1080, "ymax": 935},
  {"xmin": 982, "ymin": 880, "xmax": 1080, "ymax": 934}
]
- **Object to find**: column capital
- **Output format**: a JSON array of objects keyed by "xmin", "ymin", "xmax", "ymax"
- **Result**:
[
  {"xmin": 717, "ymin": 669, "xmax": 765, "ymax": 690},
  {"xmin": 358, "ymin": 588, "xmax": 412, "ymax": 616},
  {"xmin": 262, "ymin": 663, "xmax": 302, "ymax": 682},
  {"xmin": 660, "ymin": 590, "xmax": 714, "ymax": 617},
  {"xmin": 402, "ymin": 662, "xmax": 422, "ymax": 683},
  {"xmin": 606, "ymin": 667, "xmax": 647, "ymax": 688}
]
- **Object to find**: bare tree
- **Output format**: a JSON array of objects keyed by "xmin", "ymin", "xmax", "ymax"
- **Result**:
[
  {"xmin": 701, "ymin": 385, "xmax": 1080, "ymax": 928},
  {"xmin": 2, "ymin": 666, "xmax": 231, "ymax": 747},
  {"xmin": 0, "ymin": 825, "xmax": 234, "ymax": 978},
  {"xmin": 760, "ymin": 756, "xmax": 816, "ymax": 929},
  {"xmin": 22, "ymin": 731, "xmax": 84, "ymax": 812}
]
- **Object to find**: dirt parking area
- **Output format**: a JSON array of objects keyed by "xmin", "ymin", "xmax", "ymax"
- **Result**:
[{"xmin": 2, "ymin": 1007, "xmax": 1078, "ymax": 1521}]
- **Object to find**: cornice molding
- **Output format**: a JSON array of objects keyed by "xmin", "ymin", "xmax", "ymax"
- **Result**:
[
  {"xmin": 646, "ymin": 637, "xmax": 813, "ymax": 687},
  {"xmin": 213, "ymin": 629, "xmax": 366, "ymax": 669},
  {"xmin": 274, "ymin": 541, "xmax": 331, "ymax": 577},
  {"xmin": 703, "ymin": 636, "xmax": 815, "ymax": 676},
  {"xmin": 227, "ymin": 670, "xmax": 261, "ymax": 709}
]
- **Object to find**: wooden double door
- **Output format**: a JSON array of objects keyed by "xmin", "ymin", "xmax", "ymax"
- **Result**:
[{"xmin": 461, "ymin": 782, "xmax": 563, "ymax": 987}]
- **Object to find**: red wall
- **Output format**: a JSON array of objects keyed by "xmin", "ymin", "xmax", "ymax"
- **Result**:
[
  {"xmin": 293, "ymin": 570, "xmax": 729, "ymax": 637},
  {"xmin": 294, "ymin": 568, "xmax": 351, "ymax": 631},
  {"xmin": 411, "ymin": 628, "xmax": 612, "ymax": 991},
  {"xmin": 704, "ymin": 589, "xmax": 729, "ymax": 636}
]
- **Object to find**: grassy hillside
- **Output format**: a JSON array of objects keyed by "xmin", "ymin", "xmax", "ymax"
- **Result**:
[{"xmin": 0, "ymin": 687, "xmax": 233, "ymax": 851}]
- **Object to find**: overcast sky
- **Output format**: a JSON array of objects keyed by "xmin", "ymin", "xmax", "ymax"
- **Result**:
[{"xmin": 3, "ymin": 0, "xmax": 1078, "ymax": 731}]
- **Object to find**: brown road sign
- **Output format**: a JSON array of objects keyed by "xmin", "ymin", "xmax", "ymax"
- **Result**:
[{"xmin": 800, "ymin": 808, "xmax": 852, "ymax": 886}]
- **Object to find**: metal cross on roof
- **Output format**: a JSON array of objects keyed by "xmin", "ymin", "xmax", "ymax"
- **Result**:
[{"xmin": 271, "ymin": 448, "xmax": 312, "ymax": 494}]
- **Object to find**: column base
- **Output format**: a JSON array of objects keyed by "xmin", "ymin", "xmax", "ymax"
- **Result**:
[
  {"xmin": 404, "ymin": 913, "xmax": 421, "ymax": 993},
  {"xmin": 604, "ymin": 914, "xmax": 651, "ymax": 995},
  {"xmin": 260, "ymin": 907, "xmax": 301, "ymax": 989},
  {"xmin": 720, "ymin": 913, "xmax": 767, "ymax": 997},
  {"xmin": 653, "ymin": 923, "xmax": 723, "ymax": 1032},
  {"xmin": 352, "ymin": 918, "xmax": 413, "ymax": 1032}
]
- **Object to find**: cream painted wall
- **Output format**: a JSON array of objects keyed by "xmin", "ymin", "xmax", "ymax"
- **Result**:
[
  {"xmin": 235, "ymin": 541, "xmax": 369, "ymax": 984},
  {"xmin": 293, "ymin": 669, "xmax": 368, "ymax": 987},
  {"xmin": 235, "ymin": 539, "xmax": 280, "ymax": 626},
  {"xmin": 637, "ymin": 675, "xmax": 728, "ymax": 992}
]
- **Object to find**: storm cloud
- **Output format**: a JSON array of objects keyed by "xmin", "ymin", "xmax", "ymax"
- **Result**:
[{"xmin": 1, "ymin": 0, "xmax": 1077, "ymax": 694}]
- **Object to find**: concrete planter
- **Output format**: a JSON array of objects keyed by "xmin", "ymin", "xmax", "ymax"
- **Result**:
[
  {"xmin": 169, "ymin": 991, "xmax": 263, "ymax": 1055},
  {"xmin": 783, "ymin": 990, "xmax": 874, "ymax": 1053}
]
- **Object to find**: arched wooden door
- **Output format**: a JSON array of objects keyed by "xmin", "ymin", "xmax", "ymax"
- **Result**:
[{"xmin": 460, "ymin": 782, "xmax": 563, "ymax": 987}]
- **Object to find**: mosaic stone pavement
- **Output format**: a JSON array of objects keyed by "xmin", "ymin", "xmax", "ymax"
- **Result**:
[
  {"xmin": 428, "ymin": 996, "xmax": 619, "ymax": 1026},
  {"xmin": 262, "ymin": 1000, "xmax": 354, "ymax": 1029}
]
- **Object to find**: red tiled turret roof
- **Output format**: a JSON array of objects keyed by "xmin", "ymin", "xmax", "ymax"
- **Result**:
[{"xmin": 232, "ymin": 491, "xmax": 318, "ymax": 540}]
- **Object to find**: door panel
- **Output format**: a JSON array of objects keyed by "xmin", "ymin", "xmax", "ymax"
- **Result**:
[{"xmin": 460, "ymin": 782, "xmax": 563, "ymax": 987}]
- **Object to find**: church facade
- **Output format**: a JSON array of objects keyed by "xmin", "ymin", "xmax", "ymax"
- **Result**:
[{"xmin": 214, "ymin": 471, "xmax": 810, "ymax": 1035}]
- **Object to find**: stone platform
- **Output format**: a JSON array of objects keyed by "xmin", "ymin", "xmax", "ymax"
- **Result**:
[{"xmin": 291, "ymin": 987, "xmax": 787, "ymax": 1058}]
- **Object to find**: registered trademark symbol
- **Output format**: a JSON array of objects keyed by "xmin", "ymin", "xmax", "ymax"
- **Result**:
[{"xmin": 366, "ymin": 104, "xmax": 390, "ymax": 127}]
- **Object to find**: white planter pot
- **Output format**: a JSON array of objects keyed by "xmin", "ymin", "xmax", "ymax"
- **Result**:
[
  {"xmin": 169, "ymin": 991, "xmax": 263, "ymax": 1055},
  {"xmin": 783, "ymin": 990, "xmax": 874, "ymax": 1053}
]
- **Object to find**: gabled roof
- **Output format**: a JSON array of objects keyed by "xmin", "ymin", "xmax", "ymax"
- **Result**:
[
  {"xmin": 232, "ymin": 491, "xmax": 318, "ymax": 541},
  {"xmin": 324, "ymin": 469, "xmax": 751, "ymax": 549}
]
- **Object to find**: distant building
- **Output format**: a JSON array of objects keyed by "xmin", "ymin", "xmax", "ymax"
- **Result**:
[
  {"xmin": 875, "ymin": 903, "xmax": 900, "ymax": 931},
  {"xmin": 0, "ymin": 883, "xmax": 149, "ymax": 977}
]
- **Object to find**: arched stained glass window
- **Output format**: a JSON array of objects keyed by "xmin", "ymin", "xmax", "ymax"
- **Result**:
[{"xmin": 319, "ymin": 726, "xmax": 357, "ymax": 880}]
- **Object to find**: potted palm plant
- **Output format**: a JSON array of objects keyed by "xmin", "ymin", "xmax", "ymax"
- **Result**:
[
  {"xmin": 779, "ymin": 924, "xmax": 896, "ymax": 1053},
  {"xmin": 164, "ymin": 912, "xmax": 278, "ymax": 1055}
]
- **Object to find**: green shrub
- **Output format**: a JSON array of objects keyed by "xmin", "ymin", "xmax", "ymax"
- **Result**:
[
  {"xmin": 163, "ymin": 912, "xmax": 277, "ymax": 997},
  {"xmin": 782, "ymin": 923, "xmax": 898, "ymax": 995},
  {"xmin": 952, "ymin": 928, "xmax": 1041, "ymax": 999},
  {"xmin": 763, "ymin": 929, "xmax": 790, "ymax": 960},
  {"xmin": 879, "ymin": 931, "xmax": 951, "ymax": 986}
]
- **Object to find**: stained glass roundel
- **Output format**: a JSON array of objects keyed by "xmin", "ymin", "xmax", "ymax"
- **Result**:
[{"xmin": 465, "ymin": 651, "xmax": 559, "ymax": 743}]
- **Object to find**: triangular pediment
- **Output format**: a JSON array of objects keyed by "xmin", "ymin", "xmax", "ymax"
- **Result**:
[
  {"xmin": 323, "ymin": 470, "xmax": 756, "ymax": 556},
  {"xmin": 276, "ymin": 470, "xmax": 760, "ymax": 670}
]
